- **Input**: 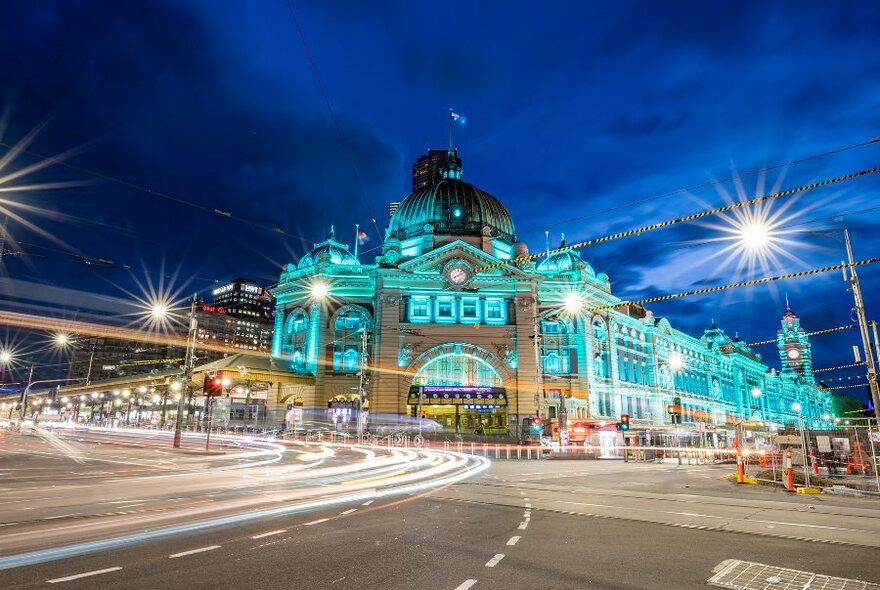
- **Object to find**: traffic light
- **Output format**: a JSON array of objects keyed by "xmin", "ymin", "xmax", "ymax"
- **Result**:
[
  {"xmin": 203, "ymin": 374, "xmax": 224, "ymax": 397},
  {"xmin": 619, "ymin": 414, "xmax": 630, "ymax": 431},
  {"xmin": 529, "ymin": 416, "xmax": 544, "ymax": 434}
]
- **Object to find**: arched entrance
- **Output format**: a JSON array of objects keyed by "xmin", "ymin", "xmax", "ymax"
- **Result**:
[{"xmin": 408, "ymin": 343, "xmax": 509, "ymax": 434}]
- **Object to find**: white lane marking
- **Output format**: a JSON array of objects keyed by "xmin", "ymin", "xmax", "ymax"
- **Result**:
[
  {"xmin": 507, "ymin": 536, "xmax": 521, "ymax": 546},
  {"xmin": 362, "ymin": 500, "xmax": 374, "ymax": 506},
  {"xmin": 454, "ymin": 580, "xmax": 477, "ymax": 590},
  {"xmin": 519, "ymin": 491, "xmax": 526, "ymax": 496},
  {"xmin": 518, "ymin": 521, "xmax": 529, "ymax": 530},
  {"xmin": 340, "ymin": 508, "xmax": 358, "ymax": 515},
  {"xmin": 523, "ymin": 512, "xmax": 531, "ymax": 518},
  {"xmin": 485, "ymin": 554, "xmax": 505, "ymax": 567},
  {"xmin": 47, "ymin": 567, "xmax": 123, "ymax": 584},
  {"xmin": 251, "ymin": 529, "xmax": 286, "ymax": 539},
  {"xmin": 169, "ymin": 545, "xmax": 221, "ymax": 559},
  {"xmin": 524, "ymin": 498, "xmax": 530, "ymax": 502},
  {"xmin": 305, "ymin": 518, "xmax": 329, "ymax": 526},
  {"xmin": 525, "ymin": 503, "xmax": 532, "ymax": 508}
]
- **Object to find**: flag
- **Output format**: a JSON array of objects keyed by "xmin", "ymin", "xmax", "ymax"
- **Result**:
[
  {"xmin": 451, "ymin": 111, "xmax": 467, "ymax": 126},
  {"xmin": 357, "ymin": 230, "xmax": 369, "ymax": 245}
]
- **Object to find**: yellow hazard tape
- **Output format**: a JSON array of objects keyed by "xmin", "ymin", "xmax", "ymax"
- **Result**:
[
  {"xmin": 474, "ymin": 165, "xmax": 880, "ymax": 273},
  {"xmin": 812, "ymin": 361, "xmax": 865, "ymax": 374}
]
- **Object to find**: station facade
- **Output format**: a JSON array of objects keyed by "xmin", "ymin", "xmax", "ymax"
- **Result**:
[{"xmin": 271, "ymin": 148, "xmax": 831, "ymax": 436}]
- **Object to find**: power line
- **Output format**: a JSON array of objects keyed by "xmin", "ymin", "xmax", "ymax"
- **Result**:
[
  {"xmin": 283, "ymin": 0, "xmax": 382, "ymax": 245},
  {"xmin": 821, "ymin": 383, "xmax": 870, "ymax": 391},
  {"xmin": 523, "ymin": 136, "xmax": 880, "ymax": 232},
  {"xmin": 0, "ymin": 140, "xmax": 313, "ymax": 243},
  {"xmin": 583, "ymin": 257, "xmax": 880, "ymax": 313},
  {"xmin": 745, "ymin": 325, "xmax": 857, "ymax": 347},
  {"xmin": 813, "ymin": 361, "xmax": 865, "ymax": 374},
  {"xmin": 476, "ymin": 164, "xmax": 880, "ymax": 273}
]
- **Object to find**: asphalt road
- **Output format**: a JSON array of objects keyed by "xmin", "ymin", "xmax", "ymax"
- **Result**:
[{"xmin": 1, "ymin": 429, "xmax": 878, "ymax": 589}]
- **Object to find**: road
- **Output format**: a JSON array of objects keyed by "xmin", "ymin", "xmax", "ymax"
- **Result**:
[{"xmin": 1, "ymin": 428, "xmax": 878, "ymax": 589}]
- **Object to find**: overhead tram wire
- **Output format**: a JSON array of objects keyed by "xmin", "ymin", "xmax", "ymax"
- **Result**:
[
  {"xmin": 0, "ymin": 141, "xmax": 313, "ymax": 244},
  {"xmin": 821, "ymin": 383, "xmax": 871, "ymax": 391},
  {"xmin": 744, "ymin": 325, "xmax": 857, "ymax": 347},
  {"xmin": 283, "ymin": 0, "xmax": 383, "ymax": 245},
  {"xmin": 813, "ymin": 361, "xmax": 866, "ymax": 374},
  {"xmin": 521, "ymin": 136, "xmax": 880, "ymax": 232},
  {"xmin": 475, "ymin": 164, "xmax": 880, "ymax": 273},
  {"xmin": 582, "ymin": 257, "xmax": 880, "ymax": 314}
]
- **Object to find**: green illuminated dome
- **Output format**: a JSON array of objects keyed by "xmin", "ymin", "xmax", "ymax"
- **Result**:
[
  {"xmin": 298, "ymin": 226, "xmax": 358, "ymax": 269},
  {"xmin": 536, "ymin": 236, "xmax": 594, "ymax": 276},
  {"xmin": 388, "ymin": 151, "xmax": 516, "ymax": 243}
]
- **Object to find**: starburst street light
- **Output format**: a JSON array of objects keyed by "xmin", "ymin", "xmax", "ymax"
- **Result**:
[
  {"xmin": 310, "ymin": 281, "xmax": 329, "ymax": 300},
  {"xmin": 0, "ymin": 350, "xmax": 11, "ymax": 364},
  {"xmin": 563, "ymin": 293, "xmax": 584, "ymax": 314},
  {"xmin": 53, "ymin": 333, "xmax": 70, "ymax": 347},
  {"xmin": 667, "ymin": 351, "xmax": 685, "ymax": 371},
  {"xmin": 150, "ymin": 302, "xmax": 168, "ymax": 319}
]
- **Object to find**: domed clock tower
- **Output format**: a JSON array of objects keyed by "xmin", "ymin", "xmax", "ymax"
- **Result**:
[{"xmin": 777, "ymin": 298, "xmax": 814, "ymax": 382}]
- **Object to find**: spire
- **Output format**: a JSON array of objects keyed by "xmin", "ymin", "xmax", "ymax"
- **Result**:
[
  {"xmin": 328, "ymin": 225, "xmax": 336, "ymax": 240},
  {"xmin": 353, "ymin": 223, "xmax": 360, "ymax": 260},
  {"xmin": 785, "ymin": 293, "xmax": 790, "ymax": 312},
  {"xmin": 560, "ymin": 232, "xmax": 566, "ymax": 247}
]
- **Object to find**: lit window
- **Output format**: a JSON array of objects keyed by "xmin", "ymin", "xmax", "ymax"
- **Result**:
[
  {"xmin": 461, "ymin": 298, "xmax": 479, "ymax": 320},
  {"xmin": 436, "ymin": 298, "xmax": 454, "ymax": 319},
  {"xmin": 410, "ymin": 297, "xmax": 430, "ymax": 320},
  {"xmin": 485, "ymin": 300, "xmax": 503, "ymax": 320}
]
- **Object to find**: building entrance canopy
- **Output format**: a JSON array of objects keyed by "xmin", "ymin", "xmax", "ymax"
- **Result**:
[{"xmin": 408, "ymin": 385, "xmax": 507, "ymax": 406}]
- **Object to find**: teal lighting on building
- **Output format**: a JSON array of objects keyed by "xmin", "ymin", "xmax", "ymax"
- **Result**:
[{"xmin": 271, "ymin": 143, "xmax": 831, "ymax": 435}]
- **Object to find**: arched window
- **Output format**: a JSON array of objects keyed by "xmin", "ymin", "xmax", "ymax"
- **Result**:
[
  {"xmin": 543, "ymin": 350, "xmax": 570, "ymax": 374},
  {"xmin": 592, "ymin": 319, "xmax": 608, "ymax": 378},
  {"xmin": 332, "ymin": 307, "xmax": 370, "ymax": 373},
  {"xmin": 285, "ymin": 309, "xmax": 309, "ymax": 372},
  {"xmin": 413, "ymin": 353, "xmax": 502, "ymax": 387}
]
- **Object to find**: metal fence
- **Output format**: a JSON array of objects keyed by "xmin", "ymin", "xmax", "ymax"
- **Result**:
[{"xmin": 743, "ymin": 420, "xmax": 880, "ymax": 493}]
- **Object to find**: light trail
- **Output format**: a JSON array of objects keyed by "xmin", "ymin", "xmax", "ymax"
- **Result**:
[{"xmin": 0, "ymin": 432, "xmax": 490, "ymax": 570}]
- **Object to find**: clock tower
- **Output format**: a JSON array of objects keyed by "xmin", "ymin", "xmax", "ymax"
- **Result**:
[{"xmin": 777, "ymin": 297, "xmax": 814, "ymax": 382}]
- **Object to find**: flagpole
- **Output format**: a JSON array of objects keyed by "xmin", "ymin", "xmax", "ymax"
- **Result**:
[{"xmin": 354, "ymin": 223, "xmax": 360, "ymax": 260}]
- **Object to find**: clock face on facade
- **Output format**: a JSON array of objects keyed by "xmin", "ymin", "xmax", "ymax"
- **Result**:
[
  {"xmin": 786, "ymin": 347, "xmax": 802, "ymax": 360},
  {"xmin": 447, "ymin": 267, "xmax": 469, "ymax": 285}
]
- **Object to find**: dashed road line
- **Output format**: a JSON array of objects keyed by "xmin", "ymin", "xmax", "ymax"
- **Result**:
[
  {"xmin": 47, "ymin": 567, "xmax": 123, "ymax": 584},
  {"xmin": 518, "ymin": 521, "xmax": 529, "ymax": 530},
  {"xmin": 485, "ymin": 554, "xmax": 505, "ymax": 567},
  {"xmin": 507, "ymin": 536, "xmax": 521, "ymax": 546},
  {"xmin": 340, "ymin": 508, "xmax": 358, "ymax": 515},
  {"xmin": 454, "ymin": 580, "xmax": 477, "ymax": 590},
  {"xmin": 251, "ymin": 529, "xmax": 286, "ymax": 539},
  {"xmin": 524, "ymin": 503, "xmax": 532, "ymax": 508},
  {"xmin": 305, "ymin": 518, "xmax": 329, "ymax": 526},
  {"xmin": 362, "ymin": 500, "xmax": 374, "ymax": 506},
  {"xmin": 169, "ymin": 545, "xmax": 221, "ymax": 559}
]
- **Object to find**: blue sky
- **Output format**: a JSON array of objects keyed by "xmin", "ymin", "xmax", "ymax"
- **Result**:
[{"xmin": 1, "ymin": 1, "xmax": 879, "ymax": 396}]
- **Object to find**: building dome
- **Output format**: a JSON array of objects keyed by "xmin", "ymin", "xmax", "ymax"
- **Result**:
[
  {"xmin": 536, "ymin": 236, "xmax": 594, "ymax": 276},
  {"xmin": 387, "ymin": 151, "xmax": 516, "ymax": 243},
  {"xmin": 298, "ymin": 226, "xmax": 358, "ymax": 269}
]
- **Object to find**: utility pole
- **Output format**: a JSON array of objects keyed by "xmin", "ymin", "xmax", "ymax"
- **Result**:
[
  {"xmin": 843, "ymin": 230, "xmax": 880, "ymax": 421},
  {"xmin": 532, "ymin": 304, "xmax": 543, "ymax": 421},
  {"xmin": 18, "ymin": 364, "xmax": 34, "ymax": 419},
  {"xmin": 356, "ymin": 327, "xmax": 369, "ymax": 440},
  {"xmin": 173, "ymin": 294, "xmax": 198, "ymax": 448}
]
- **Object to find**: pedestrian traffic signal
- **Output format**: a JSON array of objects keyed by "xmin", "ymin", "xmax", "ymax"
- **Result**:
[
  {"xmin": 617, "ymin": 414, "xmax": 630, "ymax": 431},
  {"xmin": 204, "ymin": 374, "xmax": 224, "ymax": 397},
  {"xmin": 529, "ymin": 416, "xmax": 544, "ymax": 434}
]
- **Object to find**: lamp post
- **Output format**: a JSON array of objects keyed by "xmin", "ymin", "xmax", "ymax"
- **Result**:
[
  {"xmin": 792, "ymin": 401, "xmax": 811, "ymax": 488},
  {"xmin": 174, "ymin": 294, "xmax": 198, "ymax": 449}
]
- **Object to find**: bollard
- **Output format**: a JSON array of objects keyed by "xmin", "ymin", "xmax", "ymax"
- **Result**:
[
  {"xmin": 517, "ymin": 446, "xmax": 521, "ymax": 460},
  {"xmin": 811, "ymin": 447, "xmax": 819, "ymax": 476},
  {"xmin": 784, "ymin": 448, "xmax": 794, "ymax": 491},
  {"xmin": 736, "ymin": 448, "xmax": 745, "ymax": 484}
]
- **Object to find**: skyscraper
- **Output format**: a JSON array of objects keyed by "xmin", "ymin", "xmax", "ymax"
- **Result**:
[{"xmin": 411, "ymin": 148, "xmax": 456, "ymax": 190}]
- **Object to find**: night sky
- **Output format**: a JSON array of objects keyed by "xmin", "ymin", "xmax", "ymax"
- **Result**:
[{"xmin": 1, "ymin": 1, "xmax": 879, "ymax": 398}]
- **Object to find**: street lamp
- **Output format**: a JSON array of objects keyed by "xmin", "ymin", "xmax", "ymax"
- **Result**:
[
  {"xmin": 791, "ymin": 402, "xmax": 811, "ymax": 488},
  {"xmin": 563, "ymin": 293, "xmax": 583, "ymax": 314},
  {"xmin": 310, "ymin": 281, "xmax": 329, "ymax": 300}
]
